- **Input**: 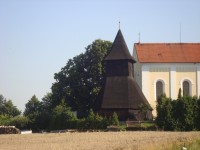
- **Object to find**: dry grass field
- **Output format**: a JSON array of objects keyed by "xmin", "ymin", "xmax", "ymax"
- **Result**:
[{"xmin": 0, "ymin": 131, "xmax": 200, "ymax": 150}]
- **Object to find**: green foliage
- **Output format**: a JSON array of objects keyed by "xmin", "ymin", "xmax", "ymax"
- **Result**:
[
  {"xmin": 41, "ymin": 93, "xmax": 53, "ymax": 111},
  {"xmin": 178, "ymin": 88, "xmax": 182, "ymax": 99},
  {"xmin": 82, "ymin": 109, "xmax": 108, "ymax": 129},
  {"xmin": 156, "ymin": 94, "xmax": 200, "ymax": 131},
  {"xmin": 37, "ymin": 93, "xmax": 54, "ymax": 129},
  {"xmin": 22, "ymin": 93, "xmax": 54, "ymax": 130},
  {"xmin": 0, "ymin": 114, "xmax": 11, "ymax": 125},
  {"xmin": 156, "ymin": 94, "xmax": 174, "ymax": 130},
  {"xmin": 139, "ymin": 103, "xmax": 153, "ymax": 120},
  {"xmin": 49, "ymin": 100, "xmax": 77, "ymax": 130},
  {"xmin": 0, "ymin": 114, "xmax": 28, "ymax": 129},
  {"xmin": 67, "ymin": 110, "xmax": 117, "ymax": 130},
  {"xmin": 187, "ymin": 139, "xmax": 200, "ymax": 150},
  {"xmin": 9, "ymin": 116, "xmax": 29, "ymax": 129},
  {"xmin": 111, "ymin": 112, "xmax": 119, "ymax": 126},
  {"xmin": 24, "ymin": 95, "xmax": 41, "ymax": 116},
  {"xmin": 24, "ymin": 95, "xmax": 42, "ymax": 130},
  {"xmin": 21, "ymin": 40, "xmax": 113, "ymax": 131},
  {"xmin": 0, "ymin": 94, "xmax": 21, "ymax": 117},
  {"xmin": 51, "ymin": 40, "xmax": 112, "ymax": 112},
  {"xmin": 196, "ymin": 99, "xmax": 200, "ymax": 130}
]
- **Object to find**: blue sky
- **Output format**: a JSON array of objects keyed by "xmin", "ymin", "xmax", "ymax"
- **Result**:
[{"xmin": 0, "ymin": 0, "xmax": 200, "ymax": 111}]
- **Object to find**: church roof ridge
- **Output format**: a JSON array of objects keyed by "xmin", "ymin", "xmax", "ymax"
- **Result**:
[
  {"xmin": 134, "ymin": 43, "xmax": 200, "ymax": 63},
  {"xmin": 135, "ymin": 42, "xmax": 200, "ymax": 45}
]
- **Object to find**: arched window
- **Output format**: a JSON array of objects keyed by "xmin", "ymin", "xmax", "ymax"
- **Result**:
[
  {"xmin": 183, "ymin": 80, "xmax": 190, "ymax": 96},
  {"xmin": 156, "ymin": 81, "xmax": 164, "ymax": 99}
]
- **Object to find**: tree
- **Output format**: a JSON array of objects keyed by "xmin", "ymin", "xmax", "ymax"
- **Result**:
[
  {"xmin": 24, "ymin": 95, "xmax": 41, "ymax": 116},
  {"xmin": 196, "ymin": 98, "xmax": 200, "ymax": 130},
  {"xmin": 178, "ymin": 88, "xmax": 182, "ymax": 99},
  {"xmin": 156, "ymin": 94, "xmax": 200, "ymax": 131},
  {"xmin": 111, "ymin": 112, "xmax": 119, "ymax": 126},
  {"xmin": 9, "ymin": 116, "xmax": 29, "ymax": 129},
  {"xmin": 0, "ymin": 94, "xmax": 21, "ymax": 117},
  {"xmin": 49, "ymin": 100, "xmax": 76, "ymax": 130},
  {"xmin": 139, "ymin": 103, "xmax": 153, "ymax": 120},
  {"xmin": 51, "ymin": 40, "xmax": 112, "ymax": 113},
  {"xmin": 156, "ymin": 94, "xmax": 175, "ymax": 130},
  {"xmin": 36, "ymin": 93, "xmax": 54, "ymax": 129},
  {"xmin": 41, "ymin": 93, "xmax": 53, "ymax": 111},
  {"xmin": 0, "ymin": 95, "xmax": 4, "ymax": 107},
  {"xmin": 24, "ymin": 95, "xmax": 41, "ymax": 130}
]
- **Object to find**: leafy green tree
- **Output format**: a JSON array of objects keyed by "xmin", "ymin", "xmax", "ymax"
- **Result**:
[
  {"xmin": 156, "ymin": 94, "xmax": 175, "ymax": 130},
  {"xmin": 172, "ymin": 96, "xmax": 198, "ymax": 131},
  {"xmin": 94, "ymin": 113, "xmax": 105, "ymax": 129},
  {"xmin": 0, "ymin": 94, "xmax": 21, "ymax": 117},
  {"xmin": 196, "ymin": 98, "xmax": 200, "ymax": 130},
  {"xmin": 36, "ymin": 93, "xmax": 54, "ymax": 129},
  {"xmin": 139, "ymin": 103, "xmax": 152, "ymax": 120},
  {"xmin": 9, "ymin": 116, "xmax": 29, "ymax": 129},
  {"xmin": 111, "ymin": 112, "xmax": 119, "ymax": 126},
  {"xmin": 182, "ymin": 96, "xmax": 198, "ymax": 131},
  {"xmin": 0, "ymin": 114, "xmax": 11, "ymax": 125},
  {"xmin": 87, "ymin": 109, "xmax": 95, "ymax": 122},
  {"xmin": 0, "ymin": 95, "xmax": 4, "ymax": 107},
  {"xmin": 178, "ymin": 88, "xmax": 182, "ymax": 99},
  {"xmin": 24, "ymin": 95, "xmax": 41, "ymax": 116},
  {"xmin": 2, "ymin": 100, "xmax": 21, "ymax": 116},
  {"xmin": 85, "ymin": 109, "xmax": 96, "ymax": 129},
  {"xmin": 41, "ymin": 93, "xmax": 53, "ymax": 111},
  {"xmin": 49, "ymin": 100, "xmax": 76, "ymax": 130},
  {"xmin": 51, "ymin": 40, "xmax": 112, "ymax": 113},
  {"xmin": 156, "ymin": 94, "xmax": 200, "ymax": 131},
  {"xmin": 80, "ymin": 109, "xmax": 110, "ymax": 129},
  {"xmin": 24, "ymin": 95, "xmax": 41, "ymax": 130}
]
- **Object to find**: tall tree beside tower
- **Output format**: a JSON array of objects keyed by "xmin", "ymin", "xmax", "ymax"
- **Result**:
[{"xmin": 51, "ymin": 39, "xmax": 112, "ymax": 113}]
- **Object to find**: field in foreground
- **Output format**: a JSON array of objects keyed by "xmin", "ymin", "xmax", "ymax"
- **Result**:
[{"xmin": 0, "ymin": 131, "xmax": 200, "ymax": 150}]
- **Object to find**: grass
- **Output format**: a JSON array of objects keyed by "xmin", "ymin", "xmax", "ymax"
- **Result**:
[
  {"xmin": 188, "ymin": 139, "xmax": 200, "ymax": 150},
  {"xmin": 121, "ymin": 121, "xmax": 157, "ymax": 131},
  {"xmin": 0, "ymin": 131, "xmax": 200, "ymax": 150},
  {"xmin": 170, "ymin": 139, "xmax": 200, "ymax": 150},
  {"xmin": 141, "ymin": 122, "xmax": 155, "ymax": 128}
]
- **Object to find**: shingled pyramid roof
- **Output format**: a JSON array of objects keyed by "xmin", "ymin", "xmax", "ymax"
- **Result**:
[{"xmin": 105, "ymin": 29, "xmax": 136, "ymax": 62}]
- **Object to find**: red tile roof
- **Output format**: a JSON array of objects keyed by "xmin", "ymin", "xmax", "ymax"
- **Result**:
[{"xmin": 134, "ymin": 43, "xmax": 200, "ymax": 63}]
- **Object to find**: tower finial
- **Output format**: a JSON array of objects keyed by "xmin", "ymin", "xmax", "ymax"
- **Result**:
[{"xmin": 119, "ymin": 20, "xmax": 121, "ymax": 30}]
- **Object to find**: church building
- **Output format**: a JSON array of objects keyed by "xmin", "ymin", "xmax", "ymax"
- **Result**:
[{"xmin": 133, "ymin": 43, "xmax": 200, "ymax": 115}]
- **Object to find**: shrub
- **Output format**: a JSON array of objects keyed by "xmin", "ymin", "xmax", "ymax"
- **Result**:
[
  {"xmin": 111, "ymin": 112, "xmax": 119, "ymax": 126},
  {"xmin": 9, "ymin": 116, "xmax": 29, "ymax": 130},
  {"xmin": 49, "ymin": 102, "xmax": 77, "ymax": 130},
  {"xmin": 156, "ymin": 95, "xmax": 200, "ymax": 131},
  {"xmin": 0, "ymin": 115, "xmax": 11, "ymax": 126}
]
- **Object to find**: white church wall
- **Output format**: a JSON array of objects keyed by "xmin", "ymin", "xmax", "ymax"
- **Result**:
[{"xmin": 138, "ymin": 63, "xmax": 200, "ymax": 116}]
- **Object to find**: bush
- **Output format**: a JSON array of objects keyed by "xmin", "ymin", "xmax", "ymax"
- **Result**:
[
  {"xmin": 111, "ymin": 112, "xmax": 119, "ymax": 126},
  {"xmin": 69, "ymin": 110, "xmax": 119, "ymax": 130},
  {"xmin": 49, "ymin": 102, "xmax": 77, "ymax": 130},
  {"xmin": 9, "ymin": 116, "xmax": 29, "ymax": 130},
  {"xmin": 156, "ymin": 94, "xmax": 174, "ymax": 130},
  {"xmin": 0, "ymin": 115, "xmax": 11, "ymax": 126},
  {"xmin": 47, "ymin": 107, "xmax": 120, "ymax": 131},
  {"xmin": 83, "ymin": 109, "xmax": 109, "ymax": 129},
  {"xmin": 0, "ymin": 115, "xmax": 29, "ymax": 130},
  {"xmin": 156, "ymin": 95, "xmax": 200, "ymax": 131}
]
